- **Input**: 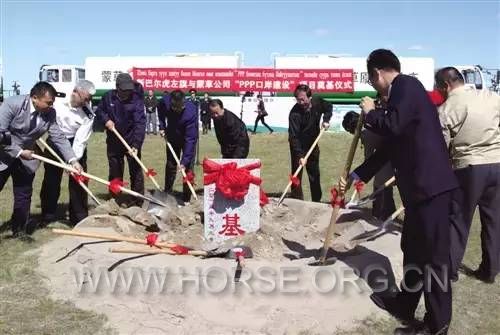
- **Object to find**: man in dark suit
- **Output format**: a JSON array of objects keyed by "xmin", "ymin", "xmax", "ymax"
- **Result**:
[
  {"xmin": 345, "ymin": 50, "xmax": 458, "ymax": 335},
  {"xmin": 0, "ymin": 81, "xmax": 83, "ymax": 236},
  {"xmin": 157, "ymin": 89, "xmax": 198, "ymax": 203},
  {"xmin": 209, "ymin": 99, "xmax": 249, "ymax": 158},
  {"xmin": 96, "ymin": 73, "xmax": 146, "ymax": 205},
  {"xmin": 288, "ymin": 84, "xmax": 332, "ymax": 202}
]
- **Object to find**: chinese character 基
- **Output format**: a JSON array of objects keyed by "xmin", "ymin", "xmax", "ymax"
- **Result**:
[{"xmin": 219, "ymin": 214, "xmax": 245, "ymax": 236}]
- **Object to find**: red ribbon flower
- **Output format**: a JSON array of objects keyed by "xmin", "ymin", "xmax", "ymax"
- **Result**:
[
  {"xmin": 203, "ymin": 159, "xmax": 262, "ymax": 201},
  {"xmin": 146, "ymin": 168, "xmax": 157, "ymax": 177},
  {"xmin": 108, "ymin": 178, "xmax": 128, "ymax": 195},
  {"xmin": 146, "ymin": 233, "xmax": 158, "ymax": 247},
  {"xmin": 289, "ymin": 174, "xmax": 300, "ymax": 187},
  {"xmin": 330, "ymin": 187, "xmax": 345, "ymax": 208}
]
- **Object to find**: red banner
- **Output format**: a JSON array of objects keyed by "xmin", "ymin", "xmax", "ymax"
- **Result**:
[{"xmin": 131, "ymin": 67, "xmax": 353, "ymax": 93}]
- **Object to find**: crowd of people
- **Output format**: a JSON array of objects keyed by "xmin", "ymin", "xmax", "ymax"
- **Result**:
[{"xmin": 0, "ymin": 48, "xmax": 498, "ymax": 335}]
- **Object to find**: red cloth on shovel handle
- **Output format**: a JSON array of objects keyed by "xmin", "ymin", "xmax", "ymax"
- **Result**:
[
  {"xmin": 260, "ymin": 188, "xmax": 269, "ymax": 207},
  {"xmin": 71, "ymin": 173, "xmax": 89, "ymax": 184},
  {"xmin": 289, "ymin": 174, "xmax": 300, "ymax": 187},
  {"xmin": 330, "ymin": 187, "xmax": 345, "ymax": 208},
  {"xmin": 354, "ymin": 180, "xmax": 365, "ymax": 193},
  {"xmin": 109, "ymin": 178, "xmax": 127, "ymax": 195},
  {"xmin": 146, "ymin": 233, "xmax": 158, "ymax": 247},
  {"xmin": 170, "ymin": 245, "xmax": 190, "ymax": 255},
  {"xmin": 146, "ymin": 168, "xmax": 157, "ymax": 177}
]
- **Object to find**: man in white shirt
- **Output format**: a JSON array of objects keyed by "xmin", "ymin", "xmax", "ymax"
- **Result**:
[{"xmin": 40, "ymin": 80, "xmax": 95, "ymax": 225}]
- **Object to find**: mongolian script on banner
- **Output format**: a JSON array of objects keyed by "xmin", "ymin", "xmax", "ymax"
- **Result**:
[{"xmin": 131, "ymin": 67, "xmax": 354, "ymax": 93}]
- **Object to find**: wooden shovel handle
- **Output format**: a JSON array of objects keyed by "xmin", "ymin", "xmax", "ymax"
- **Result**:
[
  {"xmin": 166, "ymin": 141, "xmax": 198, "ymax": 200},
  {"xmin": 37, "ymin": 139, "xmax": 101, "ymax": 206},
  {"xmin": 110, "ymin": 127, "xmax": 162, "ymax": 191},
  {"xmin": 320, "ymin": 113, "xmax": 364, "ymax": 264},
  {"xmin": 52, "ymin": 228, "xmax": 177, "ymax": 249},
  {"xmin": 109, "ymin": 247, "xmax": 207, "ymax": 257},
  {"xmin": 277, "ymin": 128, "xmax": 326, "ymax": 206}
]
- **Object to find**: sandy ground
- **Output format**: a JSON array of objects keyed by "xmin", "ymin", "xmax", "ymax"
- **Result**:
[{"xmin": 36, "ymin": 198, "xmax": 405, "ymax": 335}]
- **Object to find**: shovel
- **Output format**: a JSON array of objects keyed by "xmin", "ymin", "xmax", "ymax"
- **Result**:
[
  {"xmin": 311, "ymin": 113, "xmax": 365, "ymax": 266},
  {"xmin": 346, "ymin": 176, "xmax": 396, "ymax": 208},
  {"xmin": 349, "ymin": 206, "xmax": 405, "ymax": 243},
  {"xmin": 110, "ymin": 245, "xmax": 253, "ymax": 282},
  {"xmin": 37, "ymin": 138, "xmax": 101, "ymax": 206},
  {"xmin": 277, "ymin": 128, "xmax": 326, "ymax": 206},
  {"xmin": 109, "ymin": 245, "xmax": 253, "ymax": 259},
  {"xmin": 33, "ymin": 154, "xmax": 168, "ymax": 208},
  {"xmin": 110, "ymin": 126, "xmax": 162, "ymax": 191},
  {"xmin": 166, "ymin": 141, "xmax": 198, "ymax": 200},
  {"xmin": 52, "ymin": 228, "xmax": 182, "ymax": 249}
]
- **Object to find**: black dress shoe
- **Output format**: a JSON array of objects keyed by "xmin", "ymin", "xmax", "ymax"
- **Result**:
[
  {"xmin": 12, "ymin": 231, "xmax": 35, "ymax": 242},
  {"xmin": 394, "ymin": 323, "xmax": 436, "ymax": 335},
  {"xmin": 394, "ymin": 326, "xmax": 417, "ymax": 335},
  {"xmin": 25, "ymin": 219, "xmax": 38, "ymax": 235},
  {"xmin": 471, "ymin": 269, "xmax": 496, "ymax": 284},
  {"xmin": 42, "ymin": 213, "xmax": 58, "ymax": 224},
  {"xmin": 370, "ymin": 293, "xmax": 416, "ymax": 325},
  {"xmin": 450, "ymin": 273, "xmax": 459, "ymax": 282}
]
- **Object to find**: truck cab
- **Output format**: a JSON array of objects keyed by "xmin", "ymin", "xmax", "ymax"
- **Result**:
[
  {"xmin": 39, "ymin": 64, "xmax": 85, "ymax": 96},
  {"xmin": 453, "ymin": 65, "xmax": 485, "ymax": 90}
]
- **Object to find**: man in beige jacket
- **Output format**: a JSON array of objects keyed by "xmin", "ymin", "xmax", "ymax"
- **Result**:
[{"xmin": 436, "ymin": 67, "xmax": 500, "ymax": 284}]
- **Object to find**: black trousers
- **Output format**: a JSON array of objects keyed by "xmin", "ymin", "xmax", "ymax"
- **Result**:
[
  {"xmin": 253, "ymin": 115, "xmax": 273, "ymax": 133},
  {"xmin": 107, "ymin": 143, "xmax": 144, "ymax": 204},
  {"xmin": 372, "ymin": 186, "xmax": 397, "ymax": 220},
  {"xmin": 201, "ymin": 115, "xmax": 211, "ymax": 133},
  {"xmin": 164, "ymin": 142, "xmax": 194, "ymax": 202},
  {"xmin": 0, "ymin": 160, "xmax": 35, "ymax": 234},
  {"xmin": 40, "ymin": 138, "xmax": 88, "ymax": 225},
  {"xmin": 397, "ymin": 191, "xmax": 453, "ymax": 334},
  {"xmin": 450, "ymin": 163, "xmax": 500, "ymax": 278},
  {"xmin": 290, "ymin": 146, "xmax": 322, "ymax": 202}
]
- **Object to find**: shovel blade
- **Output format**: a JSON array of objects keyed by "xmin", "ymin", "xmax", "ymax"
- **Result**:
[
  {"xmin": 205, "ymin": 245, "xmax": 254, "ymax": 259},
  {"xmin": 349, "ymin": 227, "xmax": 383, "ymax": 242},
  {"xmin": 144, "ymin": 190, "xmax": 178, "ymax": 216},
  {"xmin": 308, "ymin": 257, "xmax": 337, "ymax": 266}
]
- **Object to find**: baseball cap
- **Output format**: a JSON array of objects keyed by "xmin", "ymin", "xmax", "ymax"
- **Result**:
[{"xmin": 116, "ymin": 73, "xmax": 134, "ymax": 91}]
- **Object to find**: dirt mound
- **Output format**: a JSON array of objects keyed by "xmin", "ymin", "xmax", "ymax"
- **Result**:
[
  {"xmin": 37, "ymin": 197, "xmax": 405, "ymax": 334},
  {"xmin": 81, "ymin": 196, "xmax": 373, "ymax": 259}
]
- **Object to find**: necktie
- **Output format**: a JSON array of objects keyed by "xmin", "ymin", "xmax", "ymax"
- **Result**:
[{"xmin": 29, "ymin": 111, "xmax": 39, "ymax": 131}]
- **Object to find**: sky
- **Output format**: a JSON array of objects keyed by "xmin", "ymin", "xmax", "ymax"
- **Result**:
[{"xmin": 1, "ymin": 0, "xmax": 499, "ymax": 94}]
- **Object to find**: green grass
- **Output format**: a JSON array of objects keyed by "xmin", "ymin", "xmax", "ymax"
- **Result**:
[{"xmin": 0, "ymin": 131, "xmax": 498, "ymax": 334}]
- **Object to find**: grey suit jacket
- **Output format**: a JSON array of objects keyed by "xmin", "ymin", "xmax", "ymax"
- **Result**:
[{"xmin": 0, "ymin": 94, "xmax": 76, "ymax": 173}]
